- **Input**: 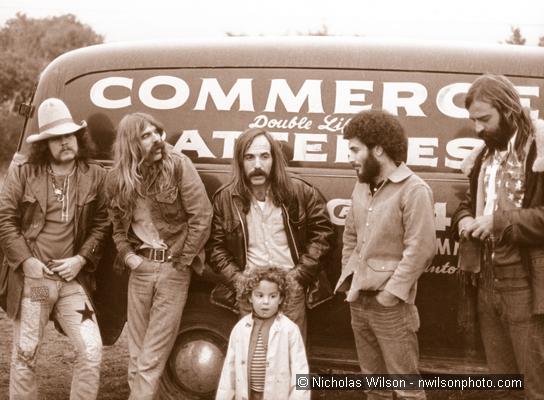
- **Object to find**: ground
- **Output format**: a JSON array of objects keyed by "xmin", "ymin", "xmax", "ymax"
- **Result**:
[
  {"xmin": 0, "ymin": 309, "xmax": 129, "ymax": 399},
  {"xmin": 0, "ymin": 309, "xmax": 492, "ymax": 400}
]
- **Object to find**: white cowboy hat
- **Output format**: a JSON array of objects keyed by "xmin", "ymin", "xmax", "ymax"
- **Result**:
[{"xmin": 26, "ymin": 98, "xmax": 87, "ymax": 144}]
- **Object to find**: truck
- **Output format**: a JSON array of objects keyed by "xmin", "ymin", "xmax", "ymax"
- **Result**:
[{"xmin": 9, "ymin": 37, "xmax": 544, "ymax": 398}]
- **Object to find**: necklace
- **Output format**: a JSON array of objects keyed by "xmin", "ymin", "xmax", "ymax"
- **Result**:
[
  {"xmin": 50, "ymin": 173, "xmax": 67, "ymax": 202},
  {"xmin": 47, "ymin": 165, "xmax": 75, "ymax": 222}
]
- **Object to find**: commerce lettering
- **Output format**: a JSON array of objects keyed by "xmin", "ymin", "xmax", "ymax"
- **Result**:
[{"xmin": 90, "ymin": 76, "xmax": 541, "ymax": 118}]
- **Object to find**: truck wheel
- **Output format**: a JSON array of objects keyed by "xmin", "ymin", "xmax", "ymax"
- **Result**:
[{"xmin": 158, "ymin": 296, "xmax": 237, "ymax": 399}]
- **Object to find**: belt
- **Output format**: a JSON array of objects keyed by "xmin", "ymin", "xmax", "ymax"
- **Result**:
[
  {"xmin": 359, "ymin": 290, "xmax": 380, "ymax": 296},
  {"xmin": 136, "ymin": 248, "xmax": 172, "ymax": 262}
]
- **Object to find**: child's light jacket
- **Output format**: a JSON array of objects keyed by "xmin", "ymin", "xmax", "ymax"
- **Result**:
[{"xmin": 216, "ymin": 313, "xmax": 310, "ymax": 400}]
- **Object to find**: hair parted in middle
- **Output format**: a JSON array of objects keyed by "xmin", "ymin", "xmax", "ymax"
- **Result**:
[
  {"xmin": 108, "ymin": 112, "xmax": 175, "ymax": 219},
  {"xmin": 343, "ymin": 109, "xmax": 408, "ymax": 165},
  {"xmin": 465, "ymin": 73, "xmax": 534, "ymax": 158},
  {"xmin": 235, "ymin": 267, "xmax": 291, "ymax": 312},
  {"xmin": 231, "ymin": 128, "xmax": 294, "ymax": 212}
]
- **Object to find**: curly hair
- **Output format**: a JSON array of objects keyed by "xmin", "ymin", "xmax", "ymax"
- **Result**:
[
  {"xmin": 343, "ymin": 110, "xmax": 408, "ymax": 164},
  {"xmin": 236, "ymin": 267, "xmax": 293, "ymax": 312}
]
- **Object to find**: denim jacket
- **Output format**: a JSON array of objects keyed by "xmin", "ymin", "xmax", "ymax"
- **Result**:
[{"xmin": 106, "ymin": 152, "xmax": 212, "ymax": 273}]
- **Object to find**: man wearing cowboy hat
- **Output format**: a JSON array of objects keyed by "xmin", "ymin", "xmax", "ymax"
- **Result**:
[{"xmin": 0, "ymin": 98, "xmax": 110, "ymax": 399}]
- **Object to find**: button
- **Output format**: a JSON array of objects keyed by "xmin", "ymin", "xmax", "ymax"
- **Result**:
[
  {"xmin": 365, "ymin": 223, "xmax": 369, "ymax": 226},
  {"xmin": 368, "ymin": 208, "xmax": 373, "ymax": 212}
]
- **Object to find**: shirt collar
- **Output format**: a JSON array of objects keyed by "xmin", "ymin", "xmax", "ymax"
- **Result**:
[{"xmin": 386, "ymin": 162, "xmax": 413, "ymax": 183}]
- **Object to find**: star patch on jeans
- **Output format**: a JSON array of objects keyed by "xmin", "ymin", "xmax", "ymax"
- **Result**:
[{"xmin": 30, "ymin": 286, "xmax": 49, "ymax": 303}]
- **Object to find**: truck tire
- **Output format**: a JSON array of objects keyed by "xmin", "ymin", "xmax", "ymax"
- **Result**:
[{"xmin": 157, "ymin": 292, "xmax": 237, "ymax": 399}]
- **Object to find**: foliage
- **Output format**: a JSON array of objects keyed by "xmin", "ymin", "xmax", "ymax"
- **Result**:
[
  {"xmin": 504, "ymin": 26, "xmax": 526, "ymax": 45},
  {"xmin": 0, "ymin": 13, "xmax": 103, "ymax": 169},
  {"xmin": 506, "ymin": 27, "xmax": 524, "ymax": 45},
  {"xmin": 0, "ymin": 12, "xmax": 103, "ymax": 105}
]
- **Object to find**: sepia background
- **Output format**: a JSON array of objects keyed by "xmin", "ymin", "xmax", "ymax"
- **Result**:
[{"xmin": 0, "ymin": 1, "xmax": 543, "ymax": 398}]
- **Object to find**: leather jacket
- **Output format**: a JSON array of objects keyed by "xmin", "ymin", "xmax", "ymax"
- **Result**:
[
  {"xmin": 0, "ymin": 160, "xmax": 109, "ymax": 320},
  {"xmin": 452, "ymin": 133, "xmax": 544, "ymax": 315},
  {"xmin": 207, "ymin": 176, "xmax": 335, "ymax": 312}
]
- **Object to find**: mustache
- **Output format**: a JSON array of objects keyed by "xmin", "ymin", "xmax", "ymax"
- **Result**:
[
  {"xmin": 248, "ymin": 169, "xmax": 268, "ymax": 178},
  {"xmin": 151, "ymin": 141, "xmax": 165, "ymax": 152}
]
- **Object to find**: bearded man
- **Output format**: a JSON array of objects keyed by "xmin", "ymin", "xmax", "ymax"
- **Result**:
[
  {"xmin": 106, "ymin": 113, "xmax": 212, "ymax": 400},
  {"xmin": 0, "ymin": 98, "xmax": 109, "ymax": 399},
  {"xmin": 452, "ymin": 74, "xmax": 544, "ymax": 399},
  {"xmin": 334, "ymin": 109, "xmax": 436, "ymax": 400}
]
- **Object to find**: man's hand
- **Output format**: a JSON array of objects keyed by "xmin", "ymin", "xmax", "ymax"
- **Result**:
[
  {"xmin": 50, "ymin": 255, "xmax": 86, "ymax": 281},
  {"xmin": 375, "ymin": 290, "xmax": 399, "ymax": 307},
  {"xmin": 22, "ymin": 257, "xmax": 53, "ymax": 278},
  {"xmin": 467, "ymin": 215, "xmax": 493, "ymax": 241},
  {"xmin": 458, "ymin": 216, "xmax": 476, "ymax": 240},
  {"xmin": 125, "ymin": 254, "xmax": 144, "ymax": 271}
]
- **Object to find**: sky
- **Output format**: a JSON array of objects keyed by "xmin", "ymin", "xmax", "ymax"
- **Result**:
[{"xmin": 0, "ymin": 0, "xmax": 543, "ymax": 45}]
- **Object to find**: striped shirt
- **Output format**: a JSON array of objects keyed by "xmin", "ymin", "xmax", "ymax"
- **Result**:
[{"xmin": 250, "ymin": 328, "xmax": 267, "ymax": 392}]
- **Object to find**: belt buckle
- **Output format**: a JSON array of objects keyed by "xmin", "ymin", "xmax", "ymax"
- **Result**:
[{"xmin": 152, "ymin": 248, "xmax": 166, "ymax": 262}]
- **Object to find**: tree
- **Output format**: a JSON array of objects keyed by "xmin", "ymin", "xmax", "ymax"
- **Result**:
[
  {"xmin": 0, "ymin": 13, "xmax": 103, "ymax": 106},
  {"xmin": 0, "ymin": 13, "xmax": 103, "ymax": 170},
  {"xmin": 504, "ymin": 26, "xmax": 527, "ymax": 45}
]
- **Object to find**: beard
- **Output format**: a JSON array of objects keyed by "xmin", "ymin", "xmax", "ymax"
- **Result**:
[
  {"xmin": 357, "ymin": 153, "xmax": 381, "ymax": 184},
  {"xmin": 478, "ymin": 116, "xmax": 515, "ymax": 151}
]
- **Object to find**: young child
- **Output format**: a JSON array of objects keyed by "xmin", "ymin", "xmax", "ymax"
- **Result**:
[{"xmin": 215, "ymin": 267, "xmax": 310, "ymax": 400}]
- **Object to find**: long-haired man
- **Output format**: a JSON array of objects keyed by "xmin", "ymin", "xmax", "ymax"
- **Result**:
[
  {"xmin": 0, "ymin": 98, "xmax": 109, "ymax": 399},
  {"xmin": 453, "ymin": 74, "xmax": 544, "ymax": 399},
  {"xmin": 207, "ymin": 128, "xmax": 335, "ymax": 341},
  {"xmin": 106, "ymin": 113, "xmax": 212, "ymax": 399}
]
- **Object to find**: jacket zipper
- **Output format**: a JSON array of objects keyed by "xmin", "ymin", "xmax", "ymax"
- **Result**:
[
  {"xmin": 282, "ymin": 205, "xmax": 300, "ymax": 261},
  {"xmin": 234, "ymin": 202, "xmax": 248, "ymax": 260}
]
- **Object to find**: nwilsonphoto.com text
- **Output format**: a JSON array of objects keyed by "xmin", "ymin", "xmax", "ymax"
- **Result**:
[{"xmin": 295, "ymin": 374, "xmax": 524, "ymax": 391}]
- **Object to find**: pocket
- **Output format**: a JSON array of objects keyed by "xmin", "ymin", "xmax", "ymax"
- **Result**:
[
  {"xmin": 155, "ymin": 186, "xmax": 180, "ymax": 220},
  {"xmin": 374, "ymin": 294, "xmax": 400, "ymax": 308},
  {"xmin": 367, "ymin": 259, "xmax": 398, "ymax": 272},
  {"xmin": 155, "ymin": 186, "xmax": 178, "ymax": 204},
  {"xmin": 361, "ymin": 259, "xmax": 398, "ymax": 290},
  {"xmin": 21, "ymin": 194, "xmax": 38, "ymax": 229}
]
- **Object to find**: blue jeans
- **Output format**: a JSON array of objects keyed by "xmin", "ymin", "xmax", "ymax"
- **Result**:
[
  {"xmin": 127, "ymin": 260, "xmax": 191, "ymax": 400},
  {"xmin": 478, "ymin": 283, "xmax": 544, "ymax": 399},
  {"xmin": 10, "ymin": 277, "xmax": 102, "ymax": 400},
  {"xmin": 349, "ymin": 293, "xmax": 426, "ymax": 400}
]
